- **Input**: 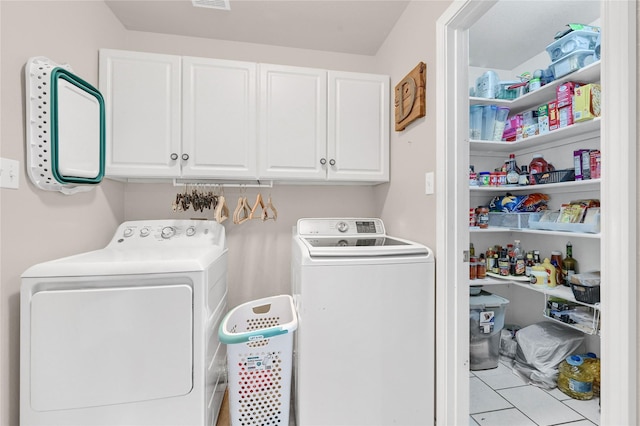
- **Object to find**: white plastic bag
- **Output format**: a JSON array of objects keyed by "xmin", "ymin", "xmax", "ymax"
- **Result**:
[{"xmin": 512, "ymin": 321, "xmax": 584, "ymax": 389}]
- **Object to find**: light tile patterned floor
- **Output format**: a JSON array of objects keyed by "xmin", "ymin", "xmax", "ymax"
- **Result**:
[{"xmin": 469, "ymin": 359, "xmax": 600, "ymax": 426}]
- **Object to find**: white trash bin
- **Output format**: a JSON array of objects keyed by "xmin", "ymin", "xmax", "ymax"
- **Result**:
[{"xmin": 219, "ymin": 295, "xmax": 298, "ymax": 426}]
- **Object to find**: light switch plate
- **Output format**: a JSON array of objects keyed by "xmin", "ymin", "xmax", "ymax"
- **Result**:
[
  {"xmin": 0, "ymin": 157, "xmax": 20, "ymax": 189},
  {"xmin": 425, "ymin": 171, "xmax": 434, "ymax": 195}
]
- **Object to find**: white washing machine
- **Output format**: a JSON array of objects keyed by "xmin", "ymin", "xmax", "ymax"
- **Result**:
[
  {"xmin": 291, "ymin": 218, "xmax": 435, "ymax": 425},
  {"xmin": 20, "ymin": 220, "xmax": 228, "ymax": 426}
]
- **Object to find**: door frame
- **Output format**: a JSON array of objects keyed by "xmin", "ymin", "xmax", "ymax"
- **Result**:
[{"xmin": 435, "ymin": 1, "xmax": 637, "ymax": 425}]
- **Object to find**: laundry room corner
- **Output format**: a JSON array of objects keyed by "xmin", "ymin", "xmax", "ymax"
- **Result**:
[{"xmin": 372, "ymin": 0, "xmax": 452, "ymax": 249}]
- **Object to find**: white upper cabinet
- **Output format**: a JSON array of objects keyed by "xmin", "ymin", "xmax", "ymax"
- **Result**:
[
  {"xmin": 101, "ymin": 49, "xmax": 389, "ymax": 184},
  {"xmin": 258, "ymin": 64, "xmax": 328, "ymax": 180},
  {"xmin": 258, "ymin": 65, "xmax": 389, "ymax": 183},
  {"xmin": 327, "ymin": 71, "xmax": 389, "ymax": 182},
  {"xmin": 100, "ymin": 49, "xmax": 181, "ymax": 178},
  {"xmin": 182, "ymin": 57, "xmax": 257, "ymax": 179}
]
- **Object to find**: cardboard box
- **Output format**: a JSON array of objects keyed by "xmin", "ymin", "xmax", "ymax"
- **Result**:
[
  {"xmin": 556, "ymin": 81, "xmax": 579, "ymax": 108},
  {"xmin": 503, "ymin": 114, "xmax": 523, "ymax": 141},
  {"xmin": 573, "ymin": 83, "xmax": 602, "ymax": 122},
  {"xmin": 522, "ymin": 110, "xmax": 539, "ymax": 138},
  {"xmin": 590, "ymin": 149, "xmax": 601, "ymax": 179},
  {"xmin": 574, "ymin": 149, "xmax": 590, "ymax": 180},
  {"xmin": 548, "ymin": 101, "xmax": 559, "ymax": 131},
  {"xmin": 558, "ymin": 104, "xmax": 574, "ymax": 128},
  {"xmin": 538, "ymin": 104, "xmax": 549, "ymax": 134}
]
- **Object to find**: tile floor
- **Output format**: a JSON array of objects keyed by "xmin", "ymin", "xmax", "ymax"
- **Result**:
[{"xmin": 469, "ymin": 358, "xmax": 600, "ymax": 426}]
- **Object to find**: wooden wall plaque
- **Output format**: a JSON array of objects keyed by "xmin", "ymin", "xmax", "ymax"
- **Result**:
[{"xmin": 394, "ymin": 62, "xmax": 426, "ymax": 131}]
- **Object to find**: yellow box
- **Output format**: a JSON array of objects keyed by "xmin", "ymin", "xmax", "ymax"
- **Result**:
[{"xmin": 573, "ymin": 83, "xmax": 601, "ymax": 122}]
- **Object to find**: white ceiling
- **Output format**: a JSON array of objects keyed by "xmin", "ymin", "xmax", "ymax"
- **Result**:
[
  {"xmin": 469, "ymin": 1, "xmax": 601, "ymax": 70},
  {"xmin": 105, "ymin": 0, "xmax": 601, "ymax": 65},
  {"xmin": 104, "ymin": 0, "xmax": 411, "ymax": 56}
]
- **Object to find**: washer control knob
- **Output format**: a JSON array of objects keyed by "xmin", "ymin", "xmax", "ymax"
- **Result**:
[
  {"xmin": 186, "ymin": 226, "xmax": 196, "ymax": 236},
  {"xmin": 161, "ymin": 226, "xmax": 176, "ymax": 239},
  {"xmin": 337, "ymin": 221, "xmax": 349, "ymax": 233},
  {"xmin": 123, "ymin": 227, "xmax": 134, "ymax": 238},
  {"xmin": 140, "ymin": 228, "xmax": 150, "ymax": 237},
  {"xmin": 337, "ymin": 239, "xmax": 349, "ymax": 246}
]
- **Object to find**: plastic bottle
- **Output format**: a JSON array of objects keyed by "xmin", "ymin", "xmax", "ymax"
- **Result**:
[
  {"xmin": 550, "ymin": 250, "xmax": 564, "ymax": 285},
  {"xmin": 558, "ymin": 355, "xmax": 594, "ymax": 400},
  {"xmin": 506, "ymin": 154, "xmax": 521, "ymax": 185},
  {"xmin": 542, "ymin": 258, "xmax": 557, "ymax": 287},
  {"xmin": 580, "ymin": 353, "xmax": 601, "ymax": 396},
  {"xmin": 529, "ymin": 154, "xmax": 549, "ymax": 184}
]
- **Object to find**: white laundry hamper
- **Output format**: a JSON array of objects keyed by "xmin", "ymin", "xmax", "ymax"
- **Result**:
[{"xmin": 219, "ymin": 295, "xmax": 298, "ymax": 426}]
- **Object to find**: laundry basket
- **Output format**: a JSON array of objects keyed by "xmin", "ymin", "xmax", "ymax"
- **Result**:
[{"xmin": 219, "ymin": 295, "xmax": 298, "ymax": 426}]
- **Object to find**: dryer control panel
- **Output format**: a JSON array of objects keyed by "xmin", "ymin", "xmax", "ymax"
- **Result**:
[{"xmin": 108, "ymin": 220, "xmax": 225, "ymax": 247}]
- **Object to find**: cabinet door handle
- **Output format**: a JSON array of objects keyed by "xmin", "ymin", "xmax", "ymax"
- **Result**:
[
  {"xmin": 170, "ymin": 153, "xmax": 178, "ymax": 161},
  {"xmin": 329, "ymin": 159, "xmax": 336, "ymax": 166},
  {"xmin": 320, "ymin": 158, "xmax": 327, "ymax": 165},
  {"xmin": 181, "ymin": 153, "xmax": 189, "ymax": 161}
]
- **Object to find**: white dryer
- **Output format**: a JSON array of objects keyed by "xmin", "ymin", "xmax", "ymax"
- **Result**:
[
  {"xmin": 291, "ymin": 218, "xmax": 435, "ymax": 425},
  {"xmin": 21, "ymin": 220, "xmax": 228, "ymax": 426}
]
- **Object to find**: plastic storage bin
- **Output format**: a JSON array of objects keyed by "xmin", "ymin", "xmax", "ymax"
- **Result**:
[
  {"xmin": 219, "ymin": 295, "xmax": 298, "ymax": 426},
  {"xmin": 550, "ymin": 49, "xmax": 597, "ymax": 79},
  {"xmin": 469, "ymin": 291, "xmax": 509, "ymax": 370},
  {"xmin": 546, "ymin": 29, "xmax": 601, "ymax": 62},
  {"xmin": 488, "ymin": 212, "xmax": 534, "ymax": 230}
]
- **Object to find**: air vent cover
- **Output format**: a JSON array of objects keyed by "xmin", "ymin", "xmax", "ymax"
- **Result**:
[{"xmin": 192, "ymin": 0, "xmax": 230, "ymax": 11}]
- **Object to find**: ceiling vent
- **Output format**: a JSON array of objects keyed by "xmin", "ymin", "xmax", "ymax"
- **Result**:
[{"xmin": 192, "ymin": 0, "xmax": 230, "ymax": 11}]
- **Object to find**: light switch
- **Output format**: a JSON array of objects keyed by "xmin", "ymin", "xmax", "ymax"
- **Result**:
[
  {"xmin": 0, "ymin": 158, "xmax": 20, "ymax": 189},
  {"xmin": 425, "ymin": 171, "xmax": 435, "ymax": 195}
]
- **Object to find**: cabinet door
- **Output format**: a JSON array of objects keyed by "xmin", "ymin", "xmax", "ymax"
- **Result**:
[
  {"xmin": 99, "ymin": 49, "xmax": 181, "ymax": 178},
  {"xmin": 258, "ymin": 64, "xmax": 327, "ymax": 180},
  {"xmin": 327, "ymin": 72, "xmax": 389, "ymax": 182},
  {"xmin": 182, "ymin": 58, "xmax": 257, "ymax": 179}
]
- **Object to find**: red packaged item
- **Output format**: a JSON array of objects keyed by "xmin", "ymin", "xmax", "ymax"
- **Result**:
[
  {"xmin": 557, "ymin": 82, "xmax": 579, "ymax": 108},
  {"xmin": 590, "ymin": 150, "xmax": 601, "ymax": 179}
]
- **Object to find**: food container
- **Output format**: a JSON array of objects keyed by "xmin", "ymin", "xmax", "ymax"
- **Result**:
[
  {"xmin": 546, "ymin": 29, "xmax": 601, "ymax": 62},
  {"xmin": 481, "ymin": 105, "xmax": 498, "ymax": 140},
  {"xmin": 469, "ymin": 105, "xmax": 483, "ymax": 139},
  {"xmin": 492, "ymin": 107, "xmax": 510, "ymax": 141},
  {"xmin": 497, "ymin": 80, "xmax": 521, "ymax": 100},
  {"xmin": 475, "ymin": 70, "xmax": 500, "ymax": 99},
  {"xmin": 550, "ymin": 49, "xmax": 597, "ymax": 79}
]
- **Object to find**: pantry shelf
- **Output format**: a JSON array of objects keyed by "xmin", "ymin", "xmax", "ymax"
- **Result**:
[
  {"xmin": 470, "ymin": 226, "xmax": 600, "ymax": 239},
  {"xmin": 469, "ymin": 117, "xmax": 600, "ymax": 153},
  {"xmin": 470, "ymin": 60, "xmax": 601, "ymax": 114},
  {"xmin": 470, "ymin": 179, "xmax": 601, "ymax": 194}
]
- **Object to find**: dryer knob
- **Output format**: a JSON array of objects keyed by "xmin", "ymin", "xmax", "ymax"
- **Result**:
[
  {"xmin": 140, "ymin": 228, "xmax": 150, "ymax": 237},
  {"xmin": 123, "ymin": 227, "xmax": 134, "ymax": 238},
  {"xmin": 337, "ymin": 221, "xmax": 349, "ymax": 233},
  {"xmin": 186, "ymin": 226, "xmax": 196, "ymax": 237},
  {"xmin": 161, "ymin": 226, "xmax": 176, "ymax": 239}
]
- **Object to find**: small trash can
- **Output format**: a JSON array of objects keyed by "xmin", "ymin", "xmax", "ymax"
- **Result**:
[
  {"xmin": 219, "ymin": 294, "xmax": 298, "ymax": 426},
  {"xmin": 469, "ymin": 291, "xmax": 509, "ymax": 370}
]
